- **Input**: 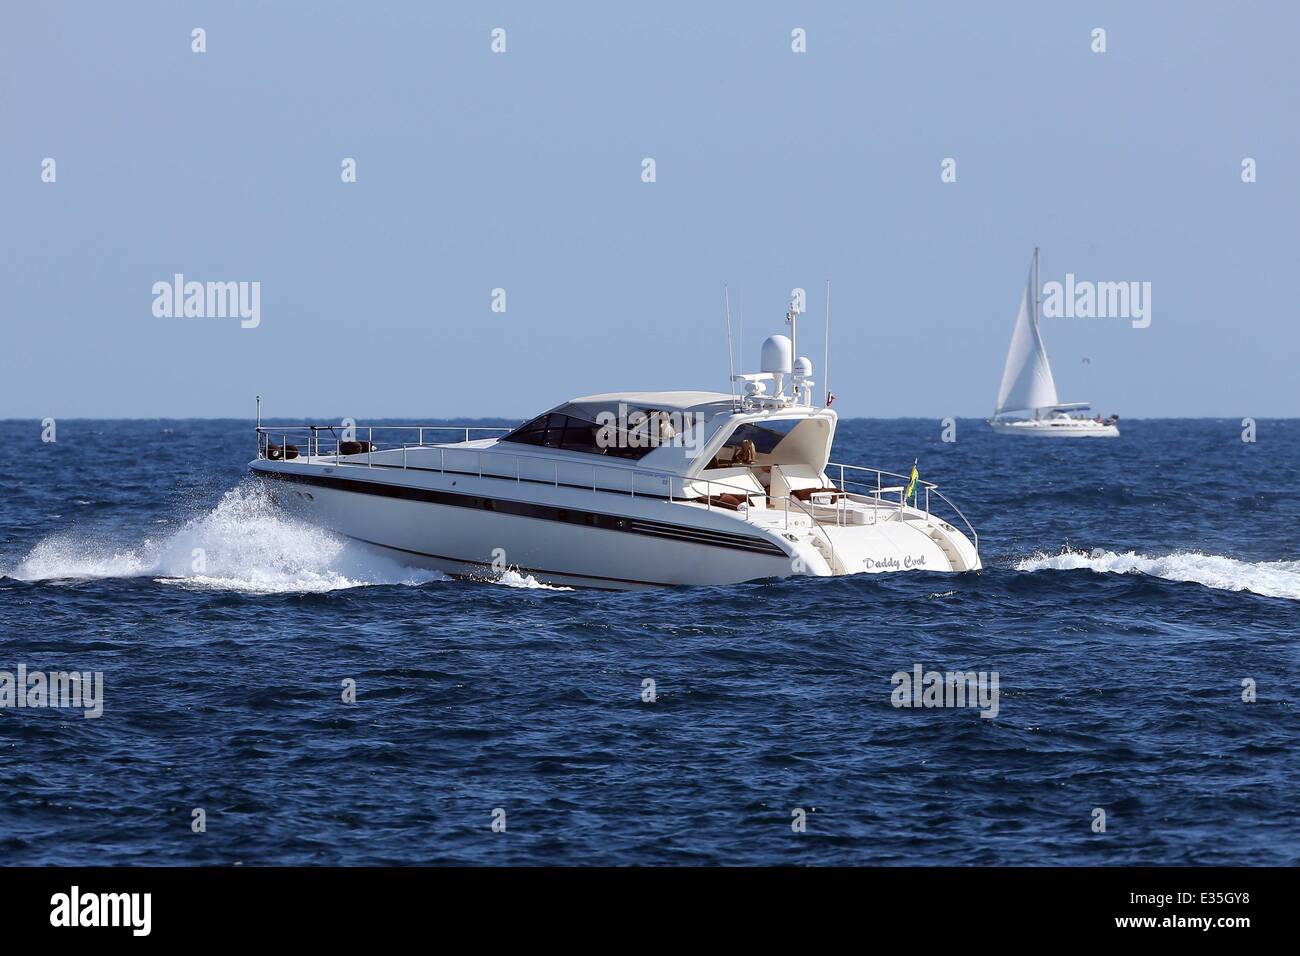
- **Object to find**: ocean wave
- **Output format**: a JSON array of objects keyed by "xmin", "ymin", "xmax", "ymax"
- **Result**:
[
  {"xmin": 10, "ymin": 483, "xmax": 445, "ymax": 594},
  {"xmin": 1015, "ymin": 548, "xmax": 1300, "ymax": 601}
]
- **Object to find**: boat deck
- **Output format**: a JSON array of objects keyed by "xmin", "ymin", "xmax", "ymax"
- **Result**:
[{"xmin": 253, "ymin": 422, "xmax": 978, "ymax": 554}]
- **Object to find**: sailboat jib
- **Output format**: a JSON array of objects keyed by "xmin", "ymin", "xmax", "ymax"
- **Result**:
[{"xmin": 993, "ymin": 257, "xmax": 1058, "ymax": 417}]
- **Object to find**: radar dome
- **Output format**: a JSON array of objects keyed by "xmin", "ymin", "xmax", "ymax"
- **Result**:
[{"xmin": 761, "ymin": 334, "xmax": 793, "ymax": 374}]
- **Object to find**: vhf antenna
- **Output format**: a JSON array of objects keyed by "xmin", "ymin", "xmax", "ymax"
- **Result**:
[
  {"xmin": 823, "ymin": 280, "xmax": 831, "ymax": 407},
  {"xmin": 724, "ymin": 286, "xmax": 737, "ymax": 408}
]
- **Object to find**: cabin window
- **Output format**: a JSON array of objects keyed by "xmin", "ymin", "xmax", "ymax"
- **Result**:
[
  {"xmin": 501, "ymin": 410, "xmax": 659, "ymax": 460},
  {"xmin": 502, "ymin": 414, "xmax": 551, "ymax": 447},
  {"xmin": 729, "ymin": 420, "xmax": 800, "ymax": 453},
  {"xmin": 706, "ymin": 418, "xmax": 816, "ymax": 468},
  {"xmin": 556, "ymin": 418, "xmax": 604, "ymax": 456}
]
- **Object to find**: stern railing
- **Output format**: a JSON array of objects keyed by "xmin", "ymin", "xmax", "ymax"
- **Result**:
[{"xmin": 827, "ymin": 461, "xmax": 979, "ymax": 553}]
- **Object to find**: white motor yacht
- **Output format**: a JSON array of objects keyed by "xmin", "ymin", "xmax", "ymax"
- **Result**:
[
  {"xmin": 251, "ymin": 313, "xmax": 981, "ymax": 589},
  {"xmin": 988, "ymin": 248, "xmax": 1120, "ymax": 437}
]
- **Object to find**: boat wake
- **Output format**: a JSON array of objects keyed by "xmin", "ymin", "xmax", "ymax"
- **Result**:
[
  {"xmin": 9, "ymin": 483, "xmax": 446, "ymax": 594},
  {"xmin": 491, "ymin": 569, "xmax": 574, "ymax": 591},
  {"xmin": 1016, "ymin": 548, "xmax": 1300, "ymax": 601}
]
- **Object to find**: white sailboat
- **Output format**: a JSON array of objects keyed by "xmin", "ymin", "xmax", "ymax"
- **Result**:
[{"xmin": 988, "ymin": 248, "xmax": 1119, "ymax": 437}]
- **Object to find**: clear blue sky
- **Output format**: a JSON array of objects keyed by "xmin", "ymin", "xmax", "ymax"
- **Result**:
[{"xmin": 3, "ymin": 1, "xmax": 1296, "ymax": 419}]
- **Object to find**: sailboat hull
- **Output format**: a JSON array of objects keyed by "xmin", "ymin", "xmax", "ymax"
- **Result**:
[{"xmin": 988, "ymin": 419, "xmax": 1119, "ymax": 438}]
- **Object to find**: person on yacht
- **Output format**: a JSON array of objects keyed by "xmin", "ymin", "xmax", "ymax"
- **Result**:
[{"xmin": 656, "ymin": 413, "xmax": 677, "ymax": 443}]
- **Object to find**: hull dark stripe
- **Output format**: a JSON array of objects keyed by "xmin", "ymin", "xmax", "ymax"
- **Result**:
[
  {"xmin": 253, "ymin": 467, "xmax": 789, "ymax": 558},
  {"xmin": 344, "ymin": 535, "xmax": 672, "ymax": 588}
]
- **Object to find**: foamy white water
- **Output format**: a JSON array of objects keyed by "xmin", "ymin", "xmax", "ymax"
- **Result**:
[
  {"xmin": 11, "ymin": 483, "xmax": 445, "ymax": 593},
  {"xmin": 1016, "ymin": 548, "xmax": 1300, "ymax": 601},
  {"xmin": 492, "ymin": 568, "xmax": 574, "ymax": 591}
]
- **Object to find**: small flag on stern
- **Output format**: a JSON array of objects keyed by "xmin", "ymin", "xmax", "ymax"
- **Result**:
[{"xmin": 905, "ymin": 460, "xmax": 919, "ymax": 504}]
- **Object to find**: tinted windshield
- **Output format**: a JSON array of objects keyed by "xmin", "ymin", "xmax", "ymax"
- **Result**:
[{"xmin": 501, "ymin": 409, "xmax": 666, "ymax": 460}]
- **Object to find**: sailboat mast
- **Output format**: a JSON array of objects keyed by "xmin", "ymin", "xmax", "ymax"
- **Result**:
[
  {"xmin": 1033, "ymin": 246, "xmax": 1041, "ymax": 420},
  {"xmin": 1033, "ymin": 246, "xmax": 1040, "ymax": 327}
]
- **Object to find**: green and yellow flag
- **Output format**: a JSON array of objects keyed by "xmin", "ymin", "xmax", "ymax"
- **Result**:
[{"xmin": 905, "ymin": 460, "xmax": 919, "ymax": 504}]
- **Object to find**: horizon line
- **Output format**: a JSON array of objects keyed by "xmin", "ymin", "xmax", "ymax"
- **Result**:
[{"xmin": 3, "ymin": 415, "xmax": 1292, "ymax": 423}]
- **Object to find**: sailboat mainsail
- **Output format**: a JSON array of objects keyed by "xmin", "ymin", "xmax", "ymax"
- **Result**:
[{"xmin": 994, "ymin": 251, "xmax": 1058, "ymax": 417}]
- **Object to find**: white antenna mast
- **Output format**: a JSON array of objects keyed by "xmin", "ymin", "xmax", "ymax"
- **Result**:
[
  {"xmin": 786, "ymin": 296, "xmax": 798, "ymax": 374},
  {"xmin": 823, "ymin": 280, "xmax": 831, "ymax": 406},
  {"xmin": 724, "ymin": 285, "xmax": 737, "ymax": 407},
  {"xmin": 737, "ymin": 290, "xmax": 743, "ymax": 374}
]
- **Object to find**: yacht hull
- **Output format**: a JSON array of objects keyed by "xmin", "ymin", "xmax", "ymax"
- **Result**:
[
  {"xmin": 252, "ymin": 463, "xmax": 803, "ymax": 589},
  {"xmin": 250, "ymin": 458, "xmax": 979, "ymax": 589}
]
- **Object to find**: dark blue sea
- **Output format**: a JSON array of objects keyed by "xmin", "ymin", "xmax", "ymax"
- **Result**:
[{"xmin": 1, "ymin": 418, "xmax": 1296, "ymax": 865}]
